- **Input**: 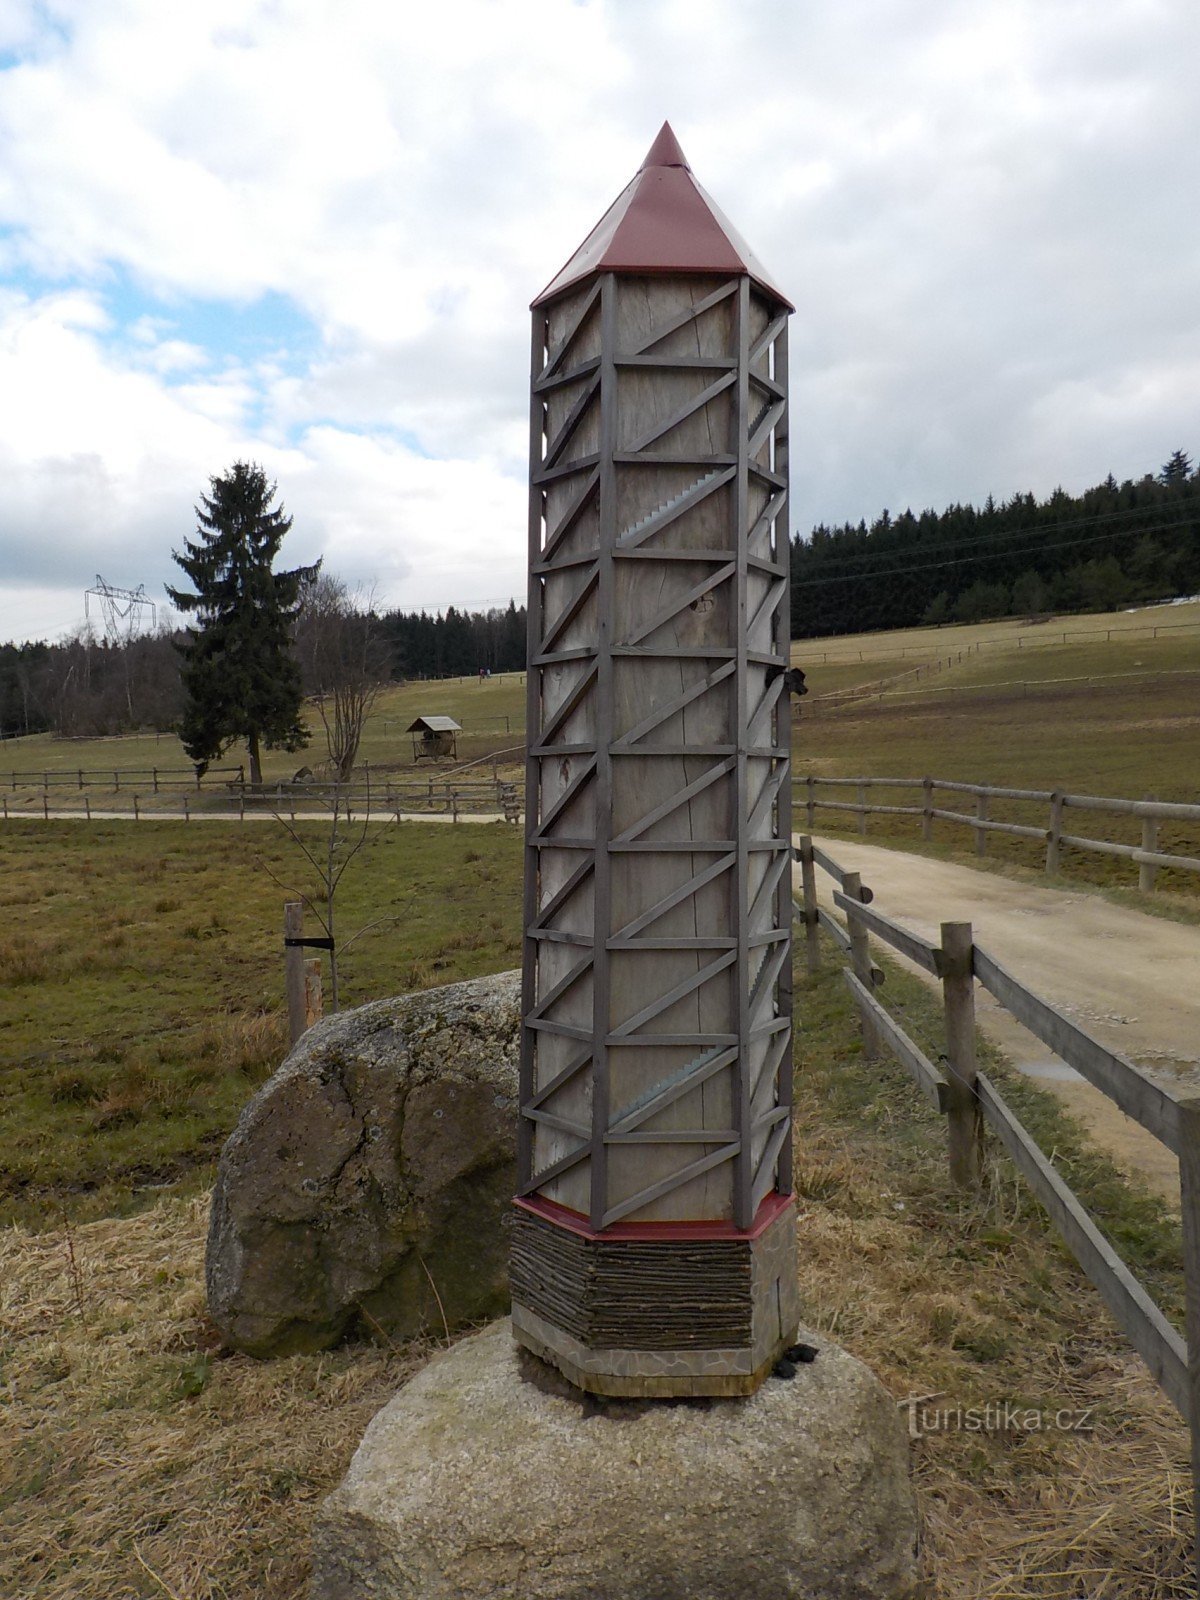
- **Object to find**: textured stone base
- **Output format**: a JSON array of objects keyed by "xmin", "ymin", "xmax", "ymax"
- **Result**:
[
  {"xmin": 510, "ymin": 1192, "xmax": 799, "ymax": 1396},
  {"xmin": 311, "ymin": 1318, "xmax": 920, "ymax": 1600}
]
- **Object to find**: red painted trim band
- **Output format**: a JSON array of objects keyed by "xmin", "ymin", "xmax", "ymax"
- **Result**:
[{"xmin": 514, "ymin": 1188, "xmax": 793, "ymax": 1243}]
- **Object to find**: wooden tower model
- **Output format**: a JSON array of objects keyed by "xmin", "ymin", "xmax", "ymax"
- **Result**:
[{"xmin": 512, "ymin": 124, "xmax": 798, "ymax": 1397}]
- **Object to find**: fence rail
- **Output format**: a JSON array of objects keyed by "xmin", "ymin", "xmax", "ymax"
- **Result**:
[
  {"xmin": 1, "ymin": 775, "xmax": 522, "ymax": 823},
  {"xmin": 797, "ymin": 774, "xmax": 1200, "ymax": 892},
  {"xmin": 795, "ymin": 833, "xmax": 1200, "ymax": 1581}
]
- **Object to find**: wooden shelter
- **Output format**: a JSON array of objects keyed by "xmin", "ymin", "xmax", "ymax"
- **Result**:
[
  {"xmin": 512, "ymin": 124, "xmax": 798, "ymax": 1397},
  {"xmin": 406, "ymin": 714, "xmax": 460, "ymax": 761}
]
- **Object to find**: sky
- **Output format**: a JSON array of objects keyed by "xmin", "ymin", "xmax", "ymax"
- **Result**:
[{"xmin": 1, "ymin": 0, "xmax": 1198, "ymax": 645}]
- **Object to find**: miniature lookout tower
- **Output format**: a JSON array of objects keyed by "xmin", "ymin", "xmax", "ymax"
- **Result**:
[{"xmin": 512, "ymin": 124, "xmax": 798, "ymax": 1396}]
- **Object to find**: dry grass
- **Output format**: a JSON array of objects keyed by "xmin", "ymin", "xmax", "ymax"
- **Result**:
[
  {"xmin": 0, "ymin": 1194, "xmax": 442, "ymax": 1599},
  {"xmin": 2, "ymin": 939, "xmax": 1194, "ymax": 1597},
  {"xmin": 795, "ymin": 946, "xmax": 1194, "ymax": 1597}
]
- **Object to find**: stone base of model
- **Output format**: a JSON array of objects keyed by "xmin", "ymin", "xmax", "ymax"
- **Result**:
[
  {"xmin": 509, "ymin": 1191, "xmax": 800, "ymax": 1397},
  {"xmin": 310, "ymin": 1317, "xmax": 919, "ymax": 1600}
]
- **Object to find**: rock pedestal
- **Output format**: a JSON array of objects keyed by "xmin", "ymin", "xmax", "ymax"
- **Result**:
[
  {"xmin": 311, "ymin": 1319, "xmax": 919, "ymax": 1600},
  {"xmin": 206, "ymin": 972, "xmax": 520, "ymax": 1357}
]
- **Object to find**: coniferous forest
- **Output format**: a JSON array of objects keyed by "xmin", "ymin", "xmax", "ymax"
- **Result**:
[
  {"xmin": 791, "ymin": 451, "xmax": 1200, "ymax": 638},
  {"xmin": 4, "ymin": 454, "xmax": 1198, "ymax": 738}
]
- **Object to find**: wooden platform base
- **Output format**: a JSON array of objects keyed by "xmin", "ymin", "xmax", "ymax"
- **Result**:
[{"xmin": 510, "ymin": 1194, "xmax": 799, "ymax": 1397}]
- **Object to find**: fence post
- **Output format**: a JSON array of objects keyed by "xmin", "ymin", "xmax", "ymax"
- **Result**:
[
  {"xmin": 114, "ymin": 770, "xmax": 120, "ymax": 792},
  {"xmin": 239, "ymin": 792, "xmax": 245, "ymax": 822},
  {"xmin": 1046, "ymin": 791, "xmax": 1064, "ymax": 876},
  {"xmin": 42, "ymin": 793, "xmax": 48, "ymax": 820},
  {"xmin": 284, "ymin": 902, "xmax": 307, "ymax": 1046},
  {"xmin": 940, "ymin": 922, "xmax": 981, "ymax": 1189},
  {"xmin": 153, "ymin": 767, "xmax": 159, "ymax": 793},
  {"xmin": 85, "ymin": 796, "xmax": 90, "ymax": 821},
  {"xmin": 304, "ymin": 959, "xmax": 323, "ymax": 1031},
  {"xmin": 857, "ymin": 781, "xmax": 868, "ymax": 836},
  {"xmin": 975, "ymin": 791, "xmax": 989, "ymax": 858},
  {"xmin": 1139, "ymin": 795, "xmax": 1159, "ymax": 894},
  {"xmin": 133, "ymin": 794, "xmax": 140, "ymax": 821},
  {"xmin": 843, "ymin": 870, "xmax": 881, "ymax": 1058},
  {"xmin": 806, "ymin": 775, "xmax": 816, "ymax": 830},
  {"xmin": 183, "ymin": 795, "xmax": 190, "ymax": 823},
  {"xmin": 922, "ymin": 776, "xmax": 934, "ymax": 842},
  {"xmin": 78, "ymin": 768, "xmax": 84, "ymax": 790},
  {"xmin": 798, "ymin": 836, "xmax": 820, "ymax": 974},
  {"xmin": 1175, "ymin": 1098, "xmax": 1200, "ymax": 1594}
]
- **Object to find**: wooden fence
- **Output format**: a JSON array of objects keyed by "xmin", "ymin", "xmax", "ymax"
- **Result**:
[
  {"xmin": 795, "ymin": 833, "xmax": 1200, "ymax": 1580},
  {"xmin": 1, "ymin": 775, "xmax": 521, "ymax": 823},
  {"xmin": 798, "ymin": 775, "xmax": 1200, "ymax": 893}
]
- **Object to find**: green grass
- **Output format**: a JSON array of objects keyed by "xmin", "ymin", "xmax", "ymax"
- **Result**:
[
  {"xmin": 0, "ymin": 670, "xmax": 528, "ymax": 791},
  {"xmin": 0, "ymin": 820, "xmax": 523, "ymax": 1227}
]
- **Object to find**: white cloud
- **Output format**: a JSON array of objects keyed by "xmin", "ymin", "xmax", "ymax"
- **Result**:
[{"xmin": 0, "ymin": 0, "xmax": 1199, "ymax": 640}]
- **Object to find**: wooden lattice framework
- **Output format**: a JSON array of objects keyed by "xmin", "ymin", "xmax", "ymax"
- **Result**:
[{"xmin": 512, "ymin": 126, "xmax": 798, "ymax": 1396}]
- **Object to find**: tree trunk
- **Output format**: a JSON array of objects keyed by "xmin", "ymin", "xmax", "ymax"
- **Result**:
[{"xmin": 247, "ymin": 729, "xmax": 263, "ymax": 786}]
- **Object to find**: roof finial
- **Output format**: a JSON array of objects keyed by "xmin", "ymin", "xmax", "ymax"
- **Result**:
[{"xmin": 640, "ymin": 121, "xmax": 690, "ymax": 172}]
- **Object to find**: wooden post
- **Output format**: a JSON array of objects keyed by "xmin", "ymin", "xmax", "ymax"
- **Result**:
[
  {"xmin": 152, "ymin": 767, "xmax": 159, "ymax": 793},
  {"xmin": 239, "ymin": 792, "xmax": 245, "ymax": 822},
  {"xmin": 940, "ymin": 922, "xmax": 981, "ymax": 1189},
  {"xmin": 183, "ymin": 795, "xmax": 190, "ymax": 823},
  {"xmin": 799, "ymin": 836, "xmax": 820, "ymax": 974},
  {"xmin": 284, "ymin": 902, "xmax": 307, "ymax": 1046},
  {"xmin": 78, "ymin": 768, "xmax": 84, "ymax": 790},
  {"xmin": 133, "ymin": 794, "xmax": 140, "ymax": 821},
  {"xmin": 1176, "ymin": 1098, "xmax": 1200, "ymax": 1594},
  {"xmin": 922, "ymin": 775, "xmax": 934, "ymax": 842},
  {"xmin": 844, "ymin": 870, "xmax": 881, "ymax": 1057},
  {"xmin": 1139, "ymin": 795, "xmax": 1159, "ymax": 894},
  {"xmin": 975, "ymin": 790, "xmax": 989, "ymax": 857},
  {"xmin": 857, "ymin": 780, "xmax": 868, "ymax": 836},
  {"xmin": 806, "ymin": 774, "xmax": 816, "ymax": 830},
  {"xmin": 42, "ymin": 793, "xmax": 48, "ymax": 820},
  {"xmin": 1046, "ymin": 790, "xmax": 1064, "ymax": 876},
  {"xmin": 84, "ymin": 796, "xmax": 90, "ymax": 820},
  {"xmin": 304, "ymin": 959, "xmax": 323, "ymax": 1030},
  {"xmin": 114, "ymin": 769, "xmax": 120, "ymax": 792}
]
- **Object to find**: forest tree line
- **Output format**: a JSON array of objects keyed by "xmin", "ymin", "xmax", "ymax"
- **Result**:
[
  {"xmin": 0, "ymin": 600, "xmax": 528, "ymax": 740},
  {"xmin": 6, "ymin": 450, "xmax": 1199, "ymax": 738},
  {"xmin": 790, "ymin": 451, "xmax": 1200, "ymax": 637}
]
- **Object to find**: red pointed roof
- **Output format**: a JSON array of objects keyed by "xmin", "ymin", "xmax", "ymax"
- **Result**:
[{"xmin": 533, "ymin": 122, "xmax": 792, "ymax": 310}]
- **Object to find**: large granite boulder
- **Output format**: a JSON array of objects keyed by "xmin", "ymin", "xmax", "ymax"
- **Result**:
[
  {"xmin": 206, "ymin": 971, "xmax": 520, "ymax": 1357},
  {"xmin": 311, "ymin": 1318, "xmax": 919, "ymax": 1600}
]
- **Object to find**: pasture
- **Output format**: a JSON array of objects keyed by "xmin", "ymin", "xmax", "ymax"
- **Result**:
[
  {"xmin": 796, "ymin": 603, "xmax": 1200, "ymax": 896},
  {"xmin": 0, "ymin": 820, "xmax": 523, "ymax": 1227}
]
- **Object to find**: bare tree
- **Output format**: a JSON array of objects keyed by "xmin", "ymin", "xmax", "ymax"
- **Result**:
[{"xmin": 296, "ymin": 575, "xmax": 389, "ymax": 781}]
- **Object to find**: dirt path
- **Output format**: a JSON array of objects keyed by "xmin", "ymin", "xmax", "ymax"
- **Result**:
[{"xmin": 800, "ymin": 837, "xmax": 1200, "ymax": 1205}]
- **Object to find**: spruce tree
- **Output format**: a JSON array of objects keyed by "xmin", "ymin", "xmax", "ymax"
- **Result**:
[{"xmin": 167, "ymin": 462, "xmax": 320, "ymax": 783}]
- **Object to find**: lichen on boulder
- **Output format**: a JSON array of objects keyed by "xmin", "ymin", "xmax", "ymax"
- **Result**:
[{"xmin": 205, "ymin": 970, "xmax": 520, "ymax": 1357}]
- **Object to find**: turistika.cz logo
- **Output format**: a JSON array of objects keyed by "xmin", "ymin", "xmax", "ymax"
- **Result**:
[{"xmin": 903, "ymin": 1398, "xmax": 1095, "ymax": 1440}]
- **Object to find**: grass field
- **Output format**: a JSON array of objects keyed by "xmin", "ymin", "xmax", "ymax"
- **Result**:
[
  {"xmin": 2, "ymin": 935, "xmax": 1190, "ymax": 1598},
  {"xmin": 795, "ymin": 604, "xmax": 1200, "ymax": 896},
  {"xmin": 0, "ymin": 820, "xmax": 523, "ymax": 1227}
]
